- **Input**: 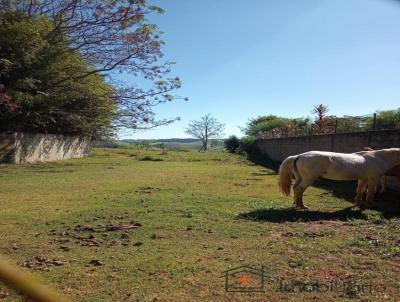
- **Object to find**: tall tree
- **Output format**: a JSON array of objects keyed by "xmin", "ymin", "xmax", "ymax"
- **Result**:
[
  {"xmin": 312, "ymin": 104, "xmax": 329, "ymax": 133},
  {"xmin": 0, "ymin": 12, "xmax": 117, "ymax": 138},
  {"xmin": 185, "ymin": 114, "xmax": 224, "ymax": 151},
  {"xmin": 0, "ymin": 0, "xmax": 185, "ymax": 136}
]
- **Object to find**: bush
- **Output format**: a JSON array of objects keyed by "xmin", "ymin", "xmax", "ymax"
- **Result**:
[
  {"xmin": 239, "ymin": 136, "xmax": 257, "ymax": 155},
  {"xmin": 139, "ymin": 155, "xmax": 163, "ymax": 161},
  {"xmin": 224, "ymin": 135, "xmax": 240, "ymax": 153}
]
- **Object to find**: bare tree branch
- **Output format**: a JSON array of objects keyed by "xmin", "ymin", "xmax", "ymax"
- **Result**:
[{"xmin": 185, "ymin": 114, "xmax": 225, "ymax": 151}]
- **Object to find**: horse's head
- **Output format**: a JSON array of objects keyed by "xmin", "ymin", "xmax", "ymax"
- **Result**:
[{"xmin": 374, "ymin": 148, "xmax": 400, "ymax": 167}]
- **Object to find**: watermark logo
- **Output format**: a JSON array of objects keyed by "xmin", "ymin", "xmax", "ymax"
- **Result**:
[
  {"xmin": 223, "ymin": 265, "xmax": 396, "ymax": 297},
  {"xmin": 223, "ymin": 265, "xmax": 266, "ymax": 292}
]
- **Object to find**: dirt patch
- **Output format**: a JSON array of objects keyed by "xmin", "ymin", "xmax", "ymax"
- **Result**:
[
  {"xmin": 246, "ymin": 178, "xmax": 262, "ymax": 181},
  {"xmin": 233, "ymin": 183, "xmax": 249, "ymax": 187},
  {"xmin": 269, "ymin": 230, "xmax": 336, "ymax": 238},
  {"xmin": 135, "ymin": 186, "xmax": 160, "ymax": 194}
]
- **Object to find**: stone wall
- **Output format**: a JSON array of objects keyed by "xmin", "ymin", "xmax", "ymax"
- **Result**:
[{"xmin": 0, "ymin": 132, "xmax": 91, "ymax": 164}]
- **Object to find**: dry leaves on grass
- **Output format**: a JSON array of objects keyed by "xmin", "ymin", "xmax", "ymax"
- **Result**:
[
  {"xmin": 21, "ymin": 257, "xmax": 65, "ymax": 271},
  {"xmin": 46, "ymin": 220, "xmax": 143, "ymax": 251}
]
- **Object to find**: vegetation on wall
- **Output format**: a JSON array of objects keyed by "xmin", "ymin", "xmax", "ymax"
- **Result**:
[
  {"xmin": 243, "ymin": 106, "xmax": 400, "ymax": 140},
  {"xmin": 229, "ymin": 106, "xmax": 400, "ymax": 156},
  {"xmin": 243, "ymin": 115, "xmax": 311, "ymax": 138}
]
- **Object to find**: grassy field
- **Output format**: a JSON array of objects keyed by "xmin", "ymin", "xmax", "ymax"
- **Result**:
[{"xmin": 0, "ymin": 148, "xmax": 400, "ymax": 301}]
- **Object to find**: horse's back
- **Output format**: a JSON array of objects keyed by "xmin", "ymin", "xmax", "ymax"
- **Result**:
[{"xmin": 296, "ymin": 150, "xmax": 367, "ymax": 181}]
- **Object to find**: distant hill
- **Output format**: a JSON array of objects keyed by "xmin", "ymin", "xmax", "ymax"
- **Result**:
[
  {"xmin": 121, "ymin": 138, "xmax": 200, "ymax": 144},
  {"xmin": 117, "ymin": 138, "xmax": 224, "ymax": 151}
]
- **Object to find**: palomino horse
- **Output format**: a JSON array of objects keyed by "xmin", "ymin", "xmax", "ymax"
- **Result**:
[
  {"xmin": 278, "ymin": 148, "xmax": 400, "ymax": 209},
  {"xmin": 355, "ymin": 147, "xmax": 400, "ymax": 195}
]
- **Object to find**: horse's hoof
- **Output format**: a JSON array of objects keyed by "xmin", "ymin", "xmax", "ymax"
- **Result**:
[
  {"xmin": 354, "ymin": 199, "xmax": 366, "ymax": 208},
  {"xmin": 358, "ymin": 204, "xmax": 367, "ymax": 210},
  {"xmin": 294, "ymin": 205, "xmax": 309, "ymax": 210}
]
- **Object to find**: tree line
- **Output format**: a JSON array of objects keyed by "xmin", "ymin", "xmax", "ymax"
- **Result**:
[
  {"xmin": 244, "ymin": 105, "xmax": 400, "ymax": 139},
  {"xmin": 224, "ymin": 105, "xmax": 400, "ymax": 154}
]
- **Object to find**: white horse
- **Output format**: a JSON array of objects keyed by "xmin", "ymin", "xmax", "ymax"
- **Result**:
[
  {"xmin": 278, "ymin": 148, "xmax": 400, "ymax": 209},
  {"xmin": 355, "ymin": 147, "xmax": 400, "ymax": 193}
]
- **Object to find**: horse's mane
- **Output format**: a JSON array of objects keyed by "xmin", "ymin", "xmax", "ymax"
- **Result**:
[{"xmin": 353, "ymin": 146, "xmax": 374, "ymax": 155}]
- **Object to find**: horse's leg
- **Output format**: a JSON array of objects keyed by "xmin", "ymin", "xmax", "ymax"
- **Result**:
[
  {"xmin": 293, "ymin": 177, "xmax": 316, "ymax": 210},
  {"xmin": 293, "ymin": 185, "xmax": 306, "ymax": 209},
  {"xmin": 395, "ymin": 174, "xmax": 400, "ymax": 191},
  {"xmin": 292, "ymin": 174, "xmax": 302, "ymax": 207},
  {"xmin": 355, "ymin": 179, "xmax": 367, "ymax": 205},
  {"xmin": 366, "ymin": 178, "xmax": 379, "ymax": 205},
  {"xmin": 379, "ymin": 176, "xmax": 386, "ymax": 193}
]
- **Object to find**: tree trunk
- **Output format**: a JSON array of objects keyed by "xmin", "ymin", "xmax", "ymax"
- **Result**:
[{"xmin": 199, "ymin": 139, "xmax": 206, "ymax": 152}]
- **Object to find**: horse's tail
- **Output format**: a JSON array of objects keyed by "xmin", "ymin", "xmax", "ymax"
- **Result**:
[{"xmin": 278, "ymin": 155, "xmax": 298, "ymax": 196}]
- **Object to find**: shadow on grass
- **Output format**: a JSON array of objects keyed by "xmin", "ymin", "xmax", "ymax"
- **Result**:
[
  {"xmin": 238, "ymin": 206, "xmax": 368, "ymax": 223},
  {"xmin": 239, "ymin": 194, "xmax": 400, "ymax": 222},
  {"xmin": 310, "ymin": 180, "xmax": 400, "ymax": 218},
  {"xmin": 246, "ymin": 153, "xmax": 280, "ymax": 173},
  {"xmin": 371, "ymin": 190, "xmax": 400, "ymax": 219},
  {"xmin": 313, "ymin": 179, "xmax": 357, "ymax": 202}
]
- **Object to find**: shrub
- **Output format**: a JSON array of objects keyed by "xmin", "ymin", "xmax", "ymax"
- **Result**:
[
  {"xmin": 139, "ymin": 155, "xmax": 163, "ymax": 161},
  {"xmin": 224, "ymin": 135, "xmax": 240, "ymax": 153},
  {"xmin": 186, "ymin": 157, "xmax": 203, "ymax": 162},
  {"xmin": 239, "ymin": 136, "xmax": 257, "ymax": 155}
]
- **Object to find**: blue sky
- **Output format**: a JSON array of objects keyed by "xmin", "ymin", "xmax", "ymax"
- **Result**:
[{"xmin": 120, "ymin": 0, "xmax": 400, "ymax": 139}]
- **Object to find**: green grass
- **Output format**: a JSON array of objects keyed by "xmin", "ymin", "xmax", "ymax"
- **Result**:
[{"xmin": 0, "ymin": 148, "xmax": 400, "ymax": 301}]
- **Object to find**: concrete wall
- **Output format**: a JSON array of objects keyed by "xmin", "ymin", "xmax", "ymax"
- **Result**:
[
  {"xmin": 0, "ymin": 132, "xmax": 91, "ymax": 164},
  {"xmin": 255, "ymin": 129, "xmax": 400, "ymax": 162},
  {"xmin": 255, "ymin": 129, "xmax": 400, "ymax": 190}
]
